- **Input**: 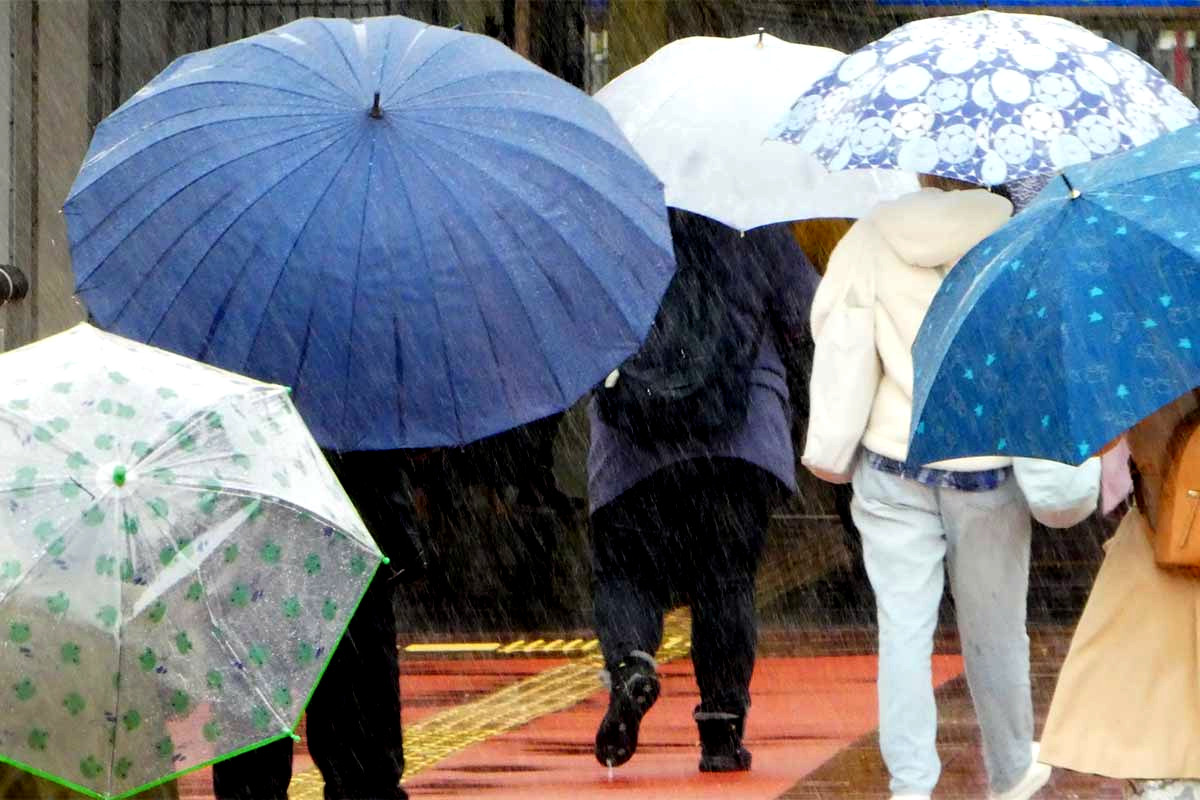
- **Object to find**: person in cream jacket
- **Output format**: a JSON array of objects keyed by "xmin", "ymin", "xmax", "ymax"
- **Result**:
[{"xmin": 804, "ymin": 178, "xmax": 1098, "ymax": 800}]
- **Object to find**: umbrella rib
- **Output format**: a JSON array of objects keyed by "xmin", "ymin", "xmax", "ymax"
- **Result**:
[
  {"xmin": 398, "ymin": 122, "xmax": 636, "ymax": 314},
  {"xmin": 374, "ymin": 22, "xmax": 433, "ymax": 105},
  {"xmin": 0, "ymin": 481, "xmax": 99, "ymax": 612},
  {"xmin": 437, "ymin": 212, "xmax": 529, "ymax": 422},
  {"xmin": 380, "ymin": 36, "xmax": 480, "ymax": 107},
  {"xmin": 0, "ymin": 406, "xmax": 84, "ymax": 464},
  {"xmin": 1077, "ymin": 187, "xmax": 1200, "ymax": 260},
  {"xmin": 395, "ymin": 121, "xmax": 656, "ymax": 339},
  {"xmin": 914, "ymin": 205, "xmax": 1076, "ymax": 463},
  {"xmin": 79, "ymin": 120, "xmax": 353, "ymax": 294},
  {"xmin": 402, "ymin": 109, "xmax": 667, "ymax": 222},
  {"xmin": 241, "ymin": 41, "xmax": 361, "ymax": 105},
  {"xmin": 390, "ymin": 69, "xmax": 546, "ymax": 108},
  {"xmin": 108, "ymin": 78, "xmax": 352, "ymax": 120},
  {"xmin": 242, "ymin": 128, "xmax": 372, "ymax": 381},
  {"xmin": 918, "ymin": 198, "xmax": 1069, "ymax": 368},
  {"xmin": 69, "ymin": 111, "xmax": 339, "ymax": 218},
  {"xmin": 404, "ymin": 88, "xmax": 597, "ymax": 108},
  {"xmin": 107, "ymin": 493, "xmax": 135, "ymax": 797},
  {"xmin": 312, "ymin": 19, "xmax": 367, "ymax": 100},
  {"xmin": 145, "ymin": 128, "xmax": 354, "ymax": 347},
  {"xmin": 404, "ymin": 110, "xmax": 664, "ymax": 247},
  {"xmin": 382, "ymin": 125, "xmax": 570, "ymax": 407},
  {"xmin": 371, "ymin": 15, "xmax": 400, "ymax": 96},
  {"xmin": 376, "ymin": 133, "xmax": 468, "ymax": 442},
  {"xmin": 130, "ymin": 485, "xmax": 295, "ymax": 740},
  {"xmin": 335, "ymin": 134, "xmax": 378, "ymax": 440}
]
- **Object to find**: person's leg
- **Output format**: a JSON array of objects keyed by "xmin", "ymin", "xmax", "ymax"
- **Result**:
[
  {"xmin": 212, "ymin": 736, "xmax": 294, "ymax": 800},
  {"xmin": 684, "ymin": 463, "xmax": 768, "ymax": 704},
  {"xmin": 590, "ymin": 475, "xmax": 676, "ymax": 766},
  {"xmin": 851, "ymin": 462, "xmax": 946, "ymax": 797},
  {"xmin": 590, "ymin": 486, "xmax": 671, "ymax": 673},
  {"xmin": 305, "ymin": 569, "xmax": 406, "ymax": 800},
  {"xmin": 941, "ymin": 479, "xmax": 1036, "ymax": 796},
  {"xmin": 685, "ymin": 461, "xmax": 771, "ymax": 771}
]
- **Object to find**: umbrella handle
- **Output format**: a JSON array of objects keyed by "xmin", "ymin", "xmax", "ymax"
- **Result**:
[{"xmin": 1061, "ymin": 173, "xmax": 1081, "ymax": 200}]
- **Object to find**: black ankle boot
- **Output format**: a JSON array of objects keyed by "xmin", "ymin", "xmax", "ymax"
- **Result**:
[
  {"xmin": 594, "ymin": 650, "xmax": 661, "ymax": 767},
  {"xmin": 695, "ymin": 707, "xmax": 752, "ymax": 772}
]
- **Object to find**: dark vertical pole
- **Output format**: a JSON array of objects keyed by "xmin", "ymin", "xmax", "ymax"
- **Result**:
[
  {"xmin": 28, "ymin": 0, "xmax": 37, "ymax": 334},
  {"xmin": 87, "ymin": 1, "xmax": 104, "ymax": 133},
  {"xmin": 502, "ymin": 0, "xmax": 515, "ymax": 48},
  {"xmin": 7, "ymin": 0, "xmax": 35, "ymax": 348}
]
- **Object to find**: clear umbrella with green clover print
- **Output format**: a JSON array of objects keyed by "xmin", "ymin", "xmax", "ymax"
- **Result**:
[{"xmin": 0, "ymin": 323, "xmax": 385, "ymax": 799}]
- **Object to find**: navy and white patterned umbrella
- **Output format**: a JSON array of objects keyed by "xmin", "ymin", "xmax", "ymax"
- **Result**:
[{"xmin": 770, "ymin": 11, "xmax": 1199, "ymax": 186}]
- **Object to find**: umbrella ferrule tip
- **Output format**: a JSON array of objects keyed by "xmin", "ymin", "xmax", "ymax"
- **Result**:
[
  {"xmin": 112, "ymin": 465, "xmax": 127, "ymax": 487},
  {"xmin": 369, "ymin": 91, "xmax": 383, "ymax": 119}
]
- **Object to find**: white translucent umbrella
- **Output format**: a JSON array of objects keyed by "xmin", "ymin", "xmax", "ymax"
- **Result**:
[
  {"xmin": 0, "ymin": 324, "xmax": 383, "ymax": 799},
  {"xmin": 595, "ymin": 32, "xmax": 919, "ymax": 231}
]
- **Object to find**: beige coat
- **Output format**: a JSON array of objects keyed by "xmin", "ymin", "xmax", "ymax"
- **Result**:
[{"xmin": 1040, "ymin": 392, "xmax": 1200, "ymax": 779}]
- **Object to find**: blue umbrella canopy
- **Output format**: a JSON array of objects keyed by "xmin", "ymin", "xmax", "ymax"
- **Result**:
[
  {"xmin": 909, "ymin": 123, "xmax": 1200, "ymax": 466},
  {"xmin": 65, "ymin": 15, "xmax": 674, "ymax": 451},
  {"xmin": 771, "ymin": 10, "xmax": 1198, "ymax": 186}
]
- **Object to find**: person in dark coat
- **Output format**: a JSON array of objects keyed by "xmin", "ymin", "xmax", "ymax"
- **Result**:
[
  {"xmin": 212, "ymin": 450, "xmax": 424, "ymax": 800},
  {"xmin": 587, "ymin": 215, "xmax": 817, "ymax": 772}
]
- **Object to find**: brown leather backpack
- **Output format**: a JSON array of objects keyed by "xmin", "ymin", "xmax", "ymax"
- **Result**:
[{"xmin": 1154, "ymin": 408, "xmax": 1200, "ymax": 568}]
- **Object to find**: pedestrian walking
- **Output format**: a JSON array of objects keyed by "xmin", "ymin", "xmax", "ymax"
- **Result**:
[
  {"xmin": 212, "ymin": 450, "xmax": 418, "ymax": 800},
  {"xmin": 1040, "ymin": 390, "xmax": 1200, "ymax": 799},
  {"xmin": 804, "ymin": 177, "xmax": 1099, "ymax": 800},
  {"xmin": 587, "ymin": 209, "xmax": 817, "ymax": 773}
]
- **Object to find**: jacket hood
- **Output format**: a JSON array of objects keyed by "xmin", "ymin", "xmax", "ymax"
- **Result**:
[{"xmin": 869, "ymin": 187, "xmax": 1013, "ymax": 269}]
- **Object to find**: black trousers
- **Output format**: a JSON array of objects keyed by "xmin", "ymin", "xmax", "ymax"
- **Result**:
[
  {"xmin": 590, "ymin": 458, "xmax": 773, "ymax": 716},
  {"xmin": 212, "ymin": 568, "xmax": 406, "ymax": 800}
]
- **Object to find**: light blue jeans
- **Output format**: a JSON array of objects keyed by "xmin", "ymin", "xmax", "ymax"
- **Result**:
[{"xmin": 851, "ymin": 461, "xmax": 1035, "ymax": 796}]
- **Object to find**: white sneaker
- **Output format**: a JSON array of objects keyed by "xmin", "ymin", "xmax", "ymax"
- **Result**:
[{"xmin": 988, "ymin": 742, "xmax": 1052, "ymax": 800}]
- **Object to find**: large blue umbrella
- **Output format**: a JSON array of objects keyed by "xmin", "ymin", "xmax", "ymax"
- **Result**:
[
  {"xmin": 770, "ymin": 10, "xmax": 1198, "ymax": 186},
  {"xmin": 64, "ymin": 15, "xmax": 674, "ymax": 451},
  {"xmin": 909, "ymin": 123, "xmax": 1200, "ymax": 466}
]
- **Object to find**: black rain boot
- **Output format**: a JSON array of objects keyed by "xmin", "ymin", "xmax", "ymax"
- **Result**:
[
  {"xmin": 594, "ymin": 650, "xmax": 661, "ymax": 767},
  {"xmin": 695, "ymin": 707, "xmax": 752, "ymax": 772}
]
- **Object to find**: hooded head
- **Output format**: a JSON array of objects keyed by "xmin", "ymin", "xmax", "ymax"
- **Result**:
[{"xmin": 868, "ymin": 175, "xmax": 1013, "ymax": 270}]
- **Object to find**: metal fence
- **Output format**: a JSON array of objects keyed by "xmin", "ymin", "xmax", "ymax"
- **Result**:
[
  {"xmin": 88, "ymin": 0, "xmax": 450, "ymax": 131},
  {"xmin": 168, "ymin": 0, "xmax": 446, "ymax": 53}
]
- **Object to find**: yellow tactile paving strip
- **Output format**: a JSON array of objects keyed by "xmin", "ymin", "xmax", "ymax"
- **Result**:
[
  {"xmin": 288, "ymin": 609, "xmax": 693, "ymax": 799},
  {"xmin": 287, "ymin": 522, "xmax": 836, "ymax": 798}
]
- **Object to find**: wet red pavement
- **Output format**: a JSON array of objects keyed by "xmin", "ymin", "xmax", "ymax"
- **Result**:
[
  {"xmin": 400, "ymin": 655, "xmax": 964, "ymax": 800},
  {"xmin": 169, "ymin": 625, "xmax": 1130, "ymax": 799},
  {"xmin": 177, "ymin": 650, "xmax": 975, "ymax": 800}
]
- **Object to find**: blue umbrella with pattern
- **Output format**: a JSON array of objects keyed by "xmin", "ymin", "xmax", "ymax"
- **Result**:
[{"xmin": 910, "ymin": 122, "xmax": 1200, "ymax": 466}]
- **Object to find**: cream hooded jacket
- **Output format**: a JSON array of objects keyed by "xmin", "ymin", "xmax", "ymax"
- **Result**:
[
  {"xmin": 802, "ymin": 186, "xmax": 1101, "ymax": 526},
  {"xmin": 803, "ymin": 187, "xmax": 1014, "ymax": 480}
]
